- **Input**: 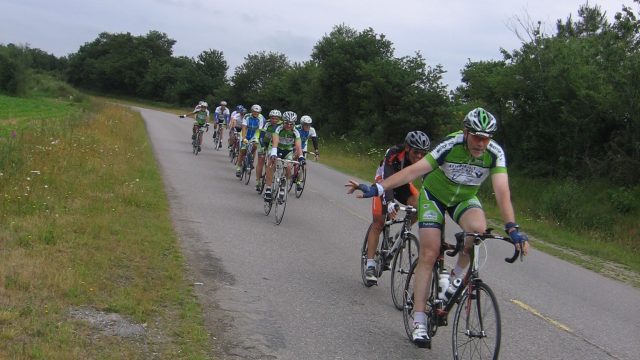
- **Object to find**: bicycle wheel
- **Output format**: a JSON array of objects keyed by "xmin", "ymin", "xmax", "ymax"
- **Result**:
[
  {"xmin": 294, "ymin": 164, "xmax": 306, "ymax": 198},
  {"xmin": 274, "ymin": 177, "xmax": 288, "ymax": 225},
  {"xmin": 452, "ymin": 281, "xmax": 501, "ymax": 360},
  {"xmin": 243, "ymin": 154, "xmax": 252, "ymax": 185},
  {"xmin": 288, "ymin": 164, "xmax": 297, "ymax": 194},
  {"xmin": 263, "ymin": 185, "xmax": 274, "ymax": 216},
  {"xmin": 257, "ymin": 162, "xmax": 267, "ymax": 194},
  {"xmin": 391, "ymin": 233, "xmax": 419, "ymax": 310},
  {"xmin": 403, "ymin": 259, "xmax": 439, "ymax": 346},
  {"xmin": 360, "ymin": 224, "xmax": 384, "ymax": 287}
]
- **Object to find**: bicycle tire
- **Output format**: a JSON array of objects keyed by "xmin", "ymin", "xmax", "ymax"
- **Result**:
[
  {"xmin": 360, "ymin": 224, "xmax": 384, "ymax": 287},
  {"xmin": 452, "ymin": 281, "xmax": 501, "ymax": 360},
  {"xmin": 274, "ymin": 177, "xmax": 288, "ymax": 225},
  {"xmin": 257, "ymin": 163, "xmax": 267, "ymax": 194},
  {"xmin": 391, "ymin": 233, "xmax": 419, "ymax": 310},
  {"xmin": 402, "ymin": 259, "xmax": 438, "ymax": 345},
  {"xmin": 294, "ymin": 164, "xmax": 306, "ymax": 198},
  {"xmin": 243, "ymin": 153, "xmax": 252, "ymax": 185}
]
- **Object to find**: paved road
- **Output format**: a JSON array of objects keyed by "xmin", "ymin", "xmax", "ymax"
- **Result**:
[{"xmin": 139, "ymin": 107, "xmax": 640, "ymax": 360}]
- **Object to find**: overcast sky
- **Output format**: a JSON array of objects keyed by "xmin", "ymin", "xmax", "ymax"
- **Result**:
[{"xmin": 0, "ymin": 0, "xmax": 628, "ymax": 89}]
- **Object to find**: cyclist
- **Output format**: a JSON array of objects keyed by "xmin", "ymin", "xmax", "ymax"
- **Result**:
[
  {"xmin": 229, "ymin": 105, "xmax": 246, "ymax": 149},
  {"xmin": 346, "ymin": 108, "xmax": 529, "ymax": 347},
  {"xmin": 179, "ymin": 101, "xmax": 209, "ymax": 152},
  {"xmin": 297, "ymin": 115, "xmax": 319, "ymax": 160},
  {"xmin": 363, "ymin": 131, "xmax": 430, "ymax": 286},
  {"xmin": 236, "ymin": 104, "xmax": 264, "ymax": 178},
  {"xmin": 263, "ymin": 111, "xmax": 304, "ymax": 202},
  {"xmin": 213, "ymin": 100, "xmax": 230, "ymax": 146},
  {"xmin": 255, "ymin": 109, "xmax": 283, "ymax": 191}
]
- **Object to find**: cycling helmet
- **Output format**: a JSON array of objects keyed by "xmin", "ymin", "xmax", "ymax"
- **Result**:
[
  {"xmin": 300, "ymin": 115, "xmax": 312, "ymax": 125},
  {"xmin": 220, "ymin": 100, "xmax": 227, "ymax": 106},
  {"xmin": 282, "ymin": 111, "xmax": 297, "ymax": 124},
  {"xmin": 269, "ymin": 109, "xmax": 282, "ymax": 118},
  {"xmin": 405, "ymin": 131, "xmax": 430, "ymax": 151},
  {"xmin": 236, "ymin": 105, "xmax": 246, "ymax": 112},
  {"xmin": 198, "ymin": 101, "xmax": 208, "ymax": 108},
  {"xmin": 251, "ymin": 104, "xmax": 262, "ymax": 113},
  {"xmin": 463, "ymin": 107, "xmax": 497, "ymax": 137}
]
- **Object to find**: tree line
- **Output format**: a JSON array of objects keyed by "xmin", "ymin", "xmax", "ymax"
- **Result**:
[{"xmin": 1, "ymin": 3, "xmax": 638, "ymax": 186}]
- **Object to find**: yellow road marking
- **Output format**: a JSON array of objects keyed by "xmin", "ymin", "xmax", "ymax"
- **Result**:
[{"xmin": 510, "ymin": 299, "xmax": 573, "ymax": 333}]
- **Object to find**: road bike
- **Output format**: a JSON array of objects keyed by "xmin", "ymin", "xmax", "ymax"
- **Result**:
[
  {"xmin": 287, "ymin": 160, "xmax": 307, "ymax": 198},
  {"xmin": 239, "ymin": 141, "xmax": 256, "ymax": 185},
  {"xmin": 263, "ymin": 158, "xmax": 298, "ymax": 225},
  {"xmin": 192, "ymin": 124, "xmax": 207, "ymax": 155},
  {"xmin": 212, "ymin": 123, "xmax": 223, "ymax": 150},
  {"xmin": 360, "ymin": 205, "xmax": 420, "ymax": 310},
  {"xmin": 256, "ymin": 155, "xmax": 268, "ymax": 194},
  {"xmin": 402, "ymin": 229, "xmax": 522, "ymax": 358}
]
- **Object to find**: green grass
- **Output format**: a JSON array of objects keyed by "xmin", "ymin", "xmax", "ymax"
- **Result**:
[
  {"xmin": 0, "ymin": 97, "xmax": 212, "ymax": 358},
  {"xmin": 318, "ymin": 138, "xmax": 640, "ymax": 285}
]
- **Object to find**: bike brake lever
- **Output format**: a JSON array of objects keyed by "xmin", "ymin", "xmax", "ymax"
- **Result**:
[{"xmin": 505, "ymin": 248, "xmax": 520, "ymax": 263}]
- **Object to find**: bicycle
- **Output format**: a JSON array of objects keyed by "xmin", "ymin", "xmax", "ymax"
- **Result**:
[
  {"xmin": 402, "ymin": 229, "xmax": 522, "ymax": 358},
  {"xmin": 360, "ymin": 205, "xmax": 420, "ymax": 310},
  {"xmin": 192, "ymin": 124, "xmax": 208, "ymax": 155},
  {"xmin": 263, "ymin": 157, "xmax": 298, "ymax": 225},
  {"xmin": 239, "ymin": 141, "xmax": 255, "ymax": 185}
]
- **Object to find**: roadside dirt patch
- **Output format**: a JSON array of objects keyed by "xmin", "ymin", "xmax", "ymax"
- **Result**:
[{"xmin": 69, "ymin": 307, "xmax": 146, "ymax": 338}]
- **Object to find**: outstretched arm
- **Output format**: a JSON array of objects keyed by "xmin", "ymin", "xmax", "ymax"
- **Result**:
[
  {"xmin": 492, "ymin": 172, "xmax": 529, "ymax": 255},
  {"xmin": 346, "ymin": 158, "xmax": 432, "ymax": 196}
]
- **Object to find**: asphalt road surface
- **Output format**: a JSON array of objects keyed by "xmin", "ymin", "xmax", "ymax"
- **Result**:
[{"xmin": 138, "ymin": 107, "xmax": 640, "ymax": 360}]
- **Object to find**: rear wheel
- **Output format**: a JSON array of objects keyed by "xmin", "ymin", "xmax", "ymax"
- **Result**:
[
  {"xmin": 391, "ymin": 233, "xmax": 419, "ymax": 310},
  {"xmin": 452, "ymin": 281, "xmax": 501, "ymax": 360},
  {"xmin": 360, "ymin": 224, "xmax": 383, "ymax": 287},
  {"xmin": 403, "ymin": 259, "xmax": 438, "ymax": 346}
]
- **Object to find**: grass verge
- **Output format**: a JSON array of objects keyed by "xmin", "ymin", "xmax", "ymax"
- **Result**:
[{"xmin": 0, "ymin": 97, "xmax": 211, "ymax": 359}]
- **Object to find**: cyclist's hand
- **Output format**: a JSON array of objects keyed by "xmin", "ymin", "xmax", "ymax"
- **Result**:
[
  {"xmin": 298, "ymin": 156, "xmax": 306, "ymax": 166},
  {"xmin": 270, "ymin": 147, "xmax": 278, "ymax": 158},
  {"xmin": 387, "ymin": 201, "xmax": 398, "ymax": 219},
  {"xmin": 507, "ymin": 227, "xmax": 529, "ymax": 256},
  {"xmin": 345, "ymin": 180, "xmax": 382, "ymax": 198},
  {"xmin": 242, "ymin": 138, "xmax": 249, "ymax": 145}
]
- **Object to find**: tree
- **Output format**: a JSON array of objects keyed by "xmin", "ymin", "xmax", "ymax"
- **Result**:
[{"xmin": 230, "ymin": 51, "xmax": 291, "ymax": 106}]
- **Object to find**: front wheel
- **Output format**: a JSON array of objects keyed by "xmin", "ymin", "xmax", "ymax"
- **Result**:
[
  {"xmin": 243, "ymin": 153, "xmax": 252, "ymax": 185},
  {"xmin": 452, "ymin": 281, "xmax": 501, "ymax": 360},
  {"xmin": 274, "ymin": 177, "xmax": 288, "ymax": 225},
  {"xmin": 294, "ymin": 164, "xmax": 307, "ymax": 198},
  {"xmin": 391, "ymin": 233, "xmax": 419, "ymax": 310}
]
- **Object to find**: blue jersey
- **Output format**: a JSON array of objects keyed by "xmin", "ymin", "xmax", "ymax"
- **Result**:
[{"xmin": 242, "ymin": 114, "xmax": 265, "ymax": 140}]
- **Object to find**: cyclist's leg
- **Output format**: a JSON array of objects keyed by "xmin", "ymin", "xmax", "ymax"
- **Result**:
[
  {"xmin": 256, "ymin": 144, "xmax": 266, "ymax": 186},
  {"xmin": 236, "ymin": 142, "xmax": 247, "ymax": 176},
  {"xmin": 451, "ymin": 198, "xmax": 486, "ymax": 276},
  {"xmin": 367, "ymin": 197, "xmax": 385, "ymax": 260},
  {"xmin": 192, "ymin": 123, "xmax": 198, "ymax": 139}
]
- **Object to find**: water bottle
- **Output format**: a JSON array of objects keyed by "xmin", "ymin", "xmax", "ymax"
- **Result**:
[
  {"xmin": 445, "ymin": 278, "xmax": 462, "ymax": 300},
  {"xmin": 437, "ymin": 269, "xmax": 450, "ymax": 300}
]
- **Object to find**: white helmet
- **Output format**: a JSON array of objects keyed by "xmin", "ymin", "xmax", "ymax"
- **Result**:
[
  {"xmin": 269, "ymin": 109, "xmax": 282, "ymax": 118},
  {"xmin": 251, "ymin": 104, "xmax": 262, "ymax": 113},
  {"xmin": 198, "ymin": 101, "xmax": 208, "ymax": 108},
  {"xmin": 300, "ymin": 115, "xmax": 312, "ymax": 125},
  {"xmin": 220, "ymin": 100, "xmax": 227, "ymax": 106},
  {"xmin": 282, "ymin": 111, "xmax": 297, "ymax": 124}
]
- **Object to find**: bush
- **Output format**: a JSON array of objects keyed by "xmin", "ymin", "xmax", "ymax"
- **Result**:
[{"xmin": 0, "ymin": 52, "xmax": 27, "ymax": 95}]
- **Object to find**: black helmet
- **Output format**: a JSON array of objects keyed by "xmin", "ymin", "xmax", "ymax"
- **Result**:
[{"xmin": 405, "ymin": 131, "xmax": 430, "ymax": 151}]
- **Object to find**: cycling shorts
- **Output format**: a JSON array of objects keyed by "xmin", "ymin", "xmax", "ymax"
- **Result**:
[
  {"xmin": 276, "ymin": 148, "xmax": 294, "ymax": 160},
  {"xmin": 417, "ymin": 188, "xmax": 482, "ymax": 229},
  {"xmin": 372, "ymin": 183, "xmax": 418, "ymax": 216}
]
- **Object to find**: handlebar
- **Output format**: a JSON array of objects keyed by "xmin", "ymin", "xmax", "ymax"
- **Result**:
[
  {"xmin": 383, "ymin": 205, "xmax": 417, "ymax": 226},
  {"xmin": 446, "ymin": 229, "xmax": 522, "ymax": 263}
]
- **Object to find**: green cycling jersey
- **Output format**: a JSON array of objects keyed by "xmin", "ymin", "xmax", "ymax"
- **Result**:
[
  {"xmin": 274, "ymin": 125, "xmax": 300, "ymax": 151},
  {"xmin": 422, "ymin": 131, "xmax": 507, "ymax": 207},
  {"xmin": 195, "ymin": 111, "xmax": 208, "ymax": 126}
]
